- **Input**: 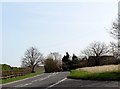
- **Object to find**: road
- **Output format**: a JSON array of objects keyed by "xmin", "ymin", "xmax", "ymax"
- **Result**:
[{"xmin": 1, "ymin": 72, "xmax": 120, "ymax": 89}]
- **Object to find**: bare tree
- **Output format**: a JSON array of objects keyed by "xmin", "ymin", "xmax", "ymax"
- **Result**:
[
  {"xmin": 22, "ymin": 47, "xmax": 43, "ymax": 73},
  {"xmin": 47, "ymin": 52, "xmax": 62, "ymax": 65},
  {"xmin": 110, "ymin": 19, "xmax": 119, "ymax": 39},
  {"xmin": 82, "ymin": 41, "xmax": 109, "ymax": 57},
  {"xmin": 109, "ymin": 3, "xmax": 120, "ymax": 60},
  {"xmin": 109, "ymin": 42, "xmax": 118, "ymax": 57},
  {"xmin": 109, "ymin": 17, "xmax": 120, "ymax": 60},
  {"xmin": 82, "ymin": 41, "xmax": 109, "ymax": 66}
]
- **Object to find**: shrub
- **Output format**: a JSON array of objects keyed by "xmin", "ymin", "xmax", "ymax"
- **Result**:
[
  {"xmin": 71, "ymin": 64, "xmax": 80, "ymax": 70},
  {"xmin": 1, "ymin": 64, "xmax": 11, "ymax": 71},
  {"xmin": 62, "ymin": 64, "xmax": 69, "ymax": 71},
  {"xmin": 44, "ymin": 58, "xmax": 62, "ymax": 73}
]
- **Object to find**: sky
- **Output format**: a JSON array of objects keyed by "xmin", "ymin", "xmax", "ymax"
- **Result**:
[{"xmin": 1, "ymin": 0, "xmax": 119, "ymax": 67}]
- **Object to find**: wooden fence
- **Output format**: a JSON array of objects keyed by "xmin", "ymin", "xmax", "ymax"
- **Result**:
[{"xmin": 0, "ymin": 68, "xmax": 32, "ymax": 79}]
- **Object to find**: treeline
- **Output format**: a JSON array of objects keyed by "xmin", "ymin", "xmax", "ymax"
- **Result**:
[
  {"xmin": 0, "ymin": 64, "xmax": 20, "ymax": 71},
  {"xmin": 44, "ymin": 52, "xmax": 119, "ymax": 73},
  {"xmin": 62, "ymin": 53, "xmax": 119, "ymax": 71},
  {"xmin": 62, "ymin": 52, "xmax": 79, "ymax": 71},
  {"xmin": 44, "ymin": 52, "xmax": 80, "ymax": 72},
  {"xmin": 21, "ymin": 41, "xmax": 119, "ymax": 73},
  {"xmin": 43, "ymin": 52, "xmax": 81, "ymax": 72},
  {"xmin": 2, "ymin": 40, "xmax": 119, "ymax": 74}
]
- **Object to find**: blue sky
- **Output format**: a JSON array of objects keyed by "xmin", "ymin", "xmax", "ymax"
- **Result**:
[{"xmin": 1, "ymin": 1, "xmax": 118, "ymax": 67}]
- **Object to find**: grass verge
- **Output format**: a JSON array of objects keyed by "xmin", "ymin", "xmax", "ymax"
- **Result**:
[
  {"xmin": 68, "ymin": 70, "xmax": 120, "ymax": 81},
  {"xmin": 0, "ymin": 70, "xmax": 44, "ymax": 84}
]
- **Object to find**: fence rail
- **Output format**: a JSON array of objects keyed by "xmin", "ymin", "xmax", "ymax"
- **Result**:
[{"xmin": 0, "ymin": 68, "xmax": 32, "ymax": 79}]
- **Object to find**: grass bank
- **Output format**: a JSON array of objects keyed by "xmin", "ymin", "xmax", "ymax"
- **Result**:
[
  {"xmin": 68, "ymin": 65, "xmax": 120, "ymax": 81},
  {"xmin": 1, "ymin": 67, "xmax": 44, "ymax": 84}
]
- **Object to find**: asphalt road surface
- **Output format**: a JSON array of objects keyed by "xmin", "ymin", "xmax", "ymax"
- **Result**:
[{"xmin": 1, "ymin": 72, "xmax": 120, "ymax": 89}]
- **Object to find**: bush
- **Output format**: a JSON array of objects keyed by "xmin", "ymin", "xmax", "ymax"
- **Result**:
[
  {"xmin": 0, "ymin": 64, "xmax": 21, "ymax": 71},
  {"xmin": 44, "ymin": 58, "xmax": 62, "ymax": 73},
  {"xmin": 71, "ymin": 64, "xmax": 80, "ymax": 70},
  {"xmin": 0, "ymin": 64, "xmax": 11, "ymax": 71},
  {"xmin": 62, "ymin": 64, "xmax": 69, "ymax": 71}
]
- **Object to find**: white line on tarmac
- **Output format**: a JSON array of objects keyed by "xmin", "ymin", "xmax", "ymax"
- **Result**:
[
  {"xmin": 14, "ymin": 84, "xmax": 25, "ymax": 87},
  {"xmin": 46, "ymin": 78, "xmax": 67, "ymax": 89},
  {"xmin": 14, "ymin": 72, "xmax": 59, "ymax": 87}
]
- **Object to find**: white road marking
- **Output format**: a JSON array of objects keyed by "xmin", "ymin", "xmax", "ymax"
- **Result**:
[
  {"xmin": 14, "ymin": 72, "xmax": 59, "ymax": 87},
  {"xmin": 46, "ymin": 78, "xmax": 67, "ymax": 89},
  {"xmin": 20, "ymin": 83, "xmax": 33, "ymax": 87},
  {"xmin": 14, "ymin": 84, "xmax": 24, "ymax": 87},
  {"xmin": 14, "ymin": 83, "xmax": 33, "ymax": 87}
]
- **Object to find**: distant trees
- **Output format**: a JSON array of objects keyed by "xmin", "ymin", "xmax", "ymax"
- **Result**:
[
  {"xmin": 62, "ymin": 52, "xmax": 70, "ymax": 63},
  {"xmin": 21, "ymin": 40, "xmax": 117, "ymax": 73},
  {"xmin": 62, "ymin": 52, "xmax": 80, "ymax": 71},
  {"xmin": 71, "ymin": 54, "xmax": 79, "ymax": 69},
  {"xmin": 0, "ymin": 64, "xmax": 11, "ymax": 71},
  {"xmin": 72, "ymin": 54, "xmax": 79, "ymax": 64},
  {"xmin": 44, "ymin": 52, "xmax": 62, "ymax": 73},
  {"xmin": 82, "ymin": 41, "xmax": 109, "ymax": 66},
  {"xmin": 62, "ymin": 52, "xmax": 71, "ymax": 71},
  {"xmin": 82, "ymin": 41, "xmax": 109, "ymax": 57},
  {"xmin": 0, "ymin": 64, "xmax": 20, "ymax": 71},
  {"xmin": 47, "ymin": 52, "xmax": 62, "ymax": 66},
  {"xmin": 22, "ymin": 47, "xmax": 43, "ymax": 73}
]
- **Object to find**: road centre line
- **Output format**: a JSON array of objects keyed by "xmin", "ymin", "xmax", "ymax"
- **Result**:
[
  {"xmin": 46, "ymin": 78, "xmax": 67, "ymax": 89},
  {"xmin": 14, "ymin": 72, "xmax": 59, "ymax": 87}
]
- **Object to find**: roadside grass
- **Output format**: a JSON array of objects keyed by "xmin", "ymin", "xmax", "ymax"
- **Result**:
[
  {"xmin": 78, "ymin": 65, "xmax": 119, "ymax": 73},
  {"xmin": 68, "ymin": 64, "xmax": 120, "ymax": 81},
  {"xmin": 1, "ymin": 67, "xmax": 44, "ymax": 84}
]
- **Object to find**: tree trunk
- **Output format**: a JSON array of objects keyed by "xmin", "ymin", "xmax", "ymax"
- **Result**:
[{"xmin": 31, "ymin": 66, "xmax": 35, "ymax": 73}]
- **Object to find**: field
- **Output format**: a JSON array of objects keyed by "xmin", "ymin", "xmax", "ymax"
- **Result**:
[
  {"xmin": 68, "ymin": 64, "xmax": 120, "ymax": 81},
  {"xmin": 77, "ymin": 65, "xmax": 119, "ymax": 73}
]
